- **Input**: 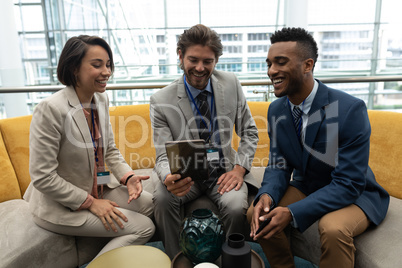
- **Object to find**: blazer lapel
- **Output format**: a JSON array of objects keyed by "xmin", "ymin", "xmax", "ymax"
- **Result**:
[
  {"xmin": 93, "ymin": 93, "xmax": 107, "ymax": 159},
  {"xmin": 177, "ymin": 77, "xmax": 199, "ymax": 139},
  {"xmin": 211, "ymin": 74, "xmax": 227, "ymax": 132},
  {"xmin": 66, "ymin": 87, "xmax": 95, "ymax": 175},
  {"xmin": 302, "ymin": 81, "xmax": 329, "ymax": 172},
  {"xmin": 280, "ymin": 100, "xmax": 304, "ymax": 160}
]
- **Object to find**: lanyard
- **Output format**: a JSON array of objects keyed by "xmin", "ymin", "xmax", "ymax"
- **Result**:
[
  {"xmin": 81, "ymin": 104, "xmax": 99, "ymax": 164},
  {"xmin": 81, "ymin": 104, "xmax": 104, "ymax": 199},
  {"xmin": 184, "ymin": 75, "xmax": 215, "ymax": 140},
  {"xmin": 90, "ymin": 109, "xmax": 99, "ymax": 164},
  {"xmin": 288, "ymin": 98, "xmax": 305, "ymax": 139}
]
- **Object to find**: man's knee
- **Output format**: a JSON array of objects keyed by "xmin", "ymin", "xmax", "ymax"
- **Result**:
[
  {"xmin": 318, "ymin": 217, "xmax": 352, "ymax": 246},
  {"xmin": 219, "ymin": 199, "xmax": 247, "ymax": 224},
  {"xmin": 153, "ymin": 184, "xmax": 179, "ymax": 210},
  {"xmin": 221, "ymin": 195, "xmax": 247, "ymax": 215},
  {"xmin": 246, "ymin": 205, "xmax": 254, "ymax": 224}
]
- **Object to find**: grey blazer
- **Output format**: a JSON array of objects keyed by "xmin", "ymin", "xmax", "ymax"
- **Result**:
[
  {"xmin": 150, "ymin": 70, "xmax": 259, "ymax": 188},
  {"xmin": 24, "ymin": 86, "xmax": 132, "ymax": 226}
]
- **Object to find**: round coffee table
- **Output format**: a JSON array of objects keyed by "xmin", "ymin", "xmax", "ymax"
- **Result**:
[
  {"xmin": 171, "ymin": 249, "xmax": 264, "ymax": 268},
  {"xmin": 87, "ymin": 245, "xmax": 171, "ymax": 268}
]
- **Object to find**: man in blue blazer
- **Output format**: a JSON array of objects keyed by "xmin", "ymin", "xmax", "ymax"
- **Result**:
[{"xmin": 249, "ymin": 27, "xmax": 389, "ymax": 267}]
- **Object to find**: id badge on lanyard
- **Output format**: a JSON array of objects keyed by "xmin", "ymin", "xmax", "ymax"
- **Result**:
[
  {"xmin": 206, "ymin": 143, "xmax": 219, "ymax": 162},
  {"xmin": 97, "ymin": 170, "xmax": 111, "ymax": 185}
]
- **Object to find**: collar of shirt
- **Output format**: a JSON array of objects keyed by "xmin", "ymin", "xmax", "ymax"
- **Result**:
[
  {"xmin": 185, "ymin": 77, "xmax": 221, "ymax": 146},
  {"xmin": 185, "ymin": 77, "xmax": 214, "ymax": 118},
  {"xmin": 288, "ymin": 79, "xmax": 319, "ymax": 116},
  {"xmin": 288, "ymin": 80, "xmax": 319, "ymax": 142},
  {"xmin": 185, "ymin": 78, "xmax": 213, "ymax": 99}
]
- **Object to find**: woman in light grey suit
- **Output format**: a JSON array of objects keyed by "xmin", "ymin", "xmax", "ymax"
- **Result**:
[{"xmin": 23, "ymin": 35, "xmax": 155, "ymax": 261}]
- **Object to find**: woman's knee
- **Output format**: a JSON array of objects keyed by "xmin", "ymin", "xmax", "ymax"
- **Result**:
[
  {"xmin": 129, "ymin": 214, "xmax": 155, "ymax": 239},
  {"xmin": 141, "ymin": 217, "xmax": 156, "ymax": 239},
  {"xmin": 137, "ymin": 191, "xmax": 154, "ymax": 218}
]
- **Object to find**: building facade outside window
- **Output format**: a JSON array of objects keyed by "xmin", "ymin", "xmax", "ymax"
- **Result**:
[{"xmin": 1, "ymin": 0, "xmax": 401, "ymax": 119}]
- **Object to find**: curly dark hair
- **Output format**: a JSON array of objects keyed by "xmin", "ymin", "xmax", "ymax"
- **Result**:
[
  {"xmin": 271, "ymin": 27, "xmax": 318, "ymax": 70},
  {"xmin": 176, "ymin": 24, "xmax": 223, "ymax": 65},
  {"xmin": 57, "ymin": 35, "xmax": 114, "ymax": 87}
]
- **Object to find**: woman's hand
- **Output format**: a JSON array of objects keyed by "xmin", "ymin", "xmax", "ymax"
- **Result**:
[
  {"xmin": 88, "ymin": 199, "xmax": 127, "ymax": 232},
  {"xmin": 126, "ymin": 175, "xmax": 150, "ymax": 203}
]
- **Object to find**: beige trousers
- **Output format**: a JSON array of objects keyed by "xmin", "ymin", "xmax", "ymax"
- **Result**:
[
  {"xmin": 33, "ymin": 185, "xmax": 155, "ymax": 261},
  {"xmin": 247, "ymin": 186, "xmax": 369, "ymax": 268}
]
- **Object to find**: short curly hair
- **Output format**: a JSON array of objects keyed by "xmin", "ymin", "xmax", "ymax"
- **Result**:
[
  {"xmin": 57, "ymin": 35, "xmax": 114, "ymax": 87},
  {"xmin": 271, "ymin": 27, "xmax": 318, "ymax": 70}
]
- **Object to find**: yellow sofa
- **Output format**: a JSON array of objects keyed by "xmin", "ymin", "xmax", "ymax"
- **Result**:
[{"xmin": 0, "ymin": 102, "xmax": 401, "ymax": 267}]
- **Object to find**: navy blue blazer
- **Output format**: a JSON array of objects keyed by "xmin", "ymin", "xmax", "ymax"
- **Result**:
[{"xmin": 256, "ymin": 80, "xmax": 389, "ymax": 232}]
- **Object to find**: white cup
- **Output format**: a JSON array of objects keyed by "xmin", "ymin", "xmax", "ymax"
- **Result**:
[{"xmin": 194, "ymin": 263, "xmax": 219, "ymax": 268}]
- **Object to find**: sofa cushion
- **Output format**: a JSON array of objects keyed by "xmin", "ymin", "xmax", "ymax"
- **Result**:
[
  {"xmin": 368, "ymin": 110, "xmax": 402, "ymax": 199},
  {"xmin": 109, "ymin": 104, "xmax": 155, "ymax": 170},
  {"xmin": 0, "ymin": 130, "xmax": 20, "ymax": 202},
  {"xmin": 248, "ymin": 102, "xmax": 270, "ymax": 168},
  {"xmin": 290, "ymin": 196, "xmax": 402, "ymax": 267},
  {"xmin": 0, "ymin": 115, "xmax": 32, "ymax": 196},
  {"xmin": 0, "ymin": 199, "xmax": 77, "ymax": 268},
  {"xmin": 354, "ymin": 196, "xmax": 402, "ymax": 267},
  {"xmin": 230, "ymin": 102, "xmax": 270, "ymax": 168}
]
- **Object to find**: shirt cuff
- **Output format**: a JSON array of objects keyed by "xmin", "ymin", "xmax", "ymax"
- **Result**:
[
  {"xmin": 288, "ymin": 207, "xmax": 298, "ymax": 228},
  {"xmin": 162, "ymin": 172, "xmax": 171, "ymax": 183},
  {"xmin": 120, "ymin": 171, "xmax": 135, "ymax": 185},
  {"xmin": 78, "ymin": 194, "xmax": 94, "ymax": 210}
]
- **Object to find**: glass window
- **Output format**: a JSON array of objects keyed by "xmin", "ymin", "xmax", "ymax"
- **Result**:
[
  {"xmin": 223, "ymin": 46, "xmax": 242, "ymax": 54},
  {"xmin": 220, "ymin": 34, "xmax": 242, "ymax": 42},
  {"xmin": 14, "ymin": 0, "xmax": 41, "ymax": 3},
  {"xmin": 201, "ymin": 0, "xmax": 282, "ymax": 26},
  {"xmin": 309, "ymin": 0, "xmax": 376, "ymax": 24},
  {"xmin": 248, "ymin": 45, "xmax": 268, "ymax": 53},
  {"xmin": 248, "ymin": 57, "xmax": 267, "ymax": 72},
  {"xmin": 7, "ymin": 0, "xmax": 402, "ymax": 113},
  {"xmin": 159, "ymin": 59, "xmax": 167, "ymax": 74},
  {"xmin": 248, "ymin": 33, "xmax": 270, "ymax": 41},
  {"xmin": 216, "ymin": 58, "xmax": 242, "ymax": 72},
  {"xmin": 157, "ymin": 47, "xmax": 166, "ymax": 55},
  {"xmin": 62, "ymin": 0, "xmax": 106, "ymax": 30},
  {"xmin": 156, "ymin": 35, "xmax": 165, "ymax": 43},
  {"xmin": 20, "ymin": 4, "xmax": 44, "ymax": 31}
]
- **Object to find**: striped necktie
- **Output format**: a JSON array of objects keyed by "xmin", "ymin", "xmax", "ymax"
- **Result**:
[
  {"xmin": 197, "ymin": 91, "xmax": 211, "ymax": 142},
  {"xmin": 292, "ymin": 106, "xmax": 303, "ymax": 144}
]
